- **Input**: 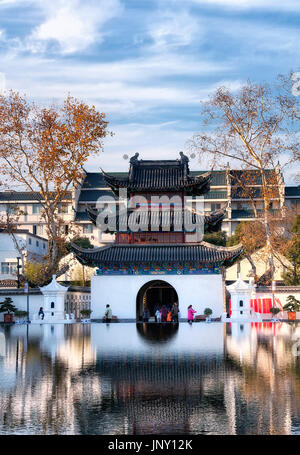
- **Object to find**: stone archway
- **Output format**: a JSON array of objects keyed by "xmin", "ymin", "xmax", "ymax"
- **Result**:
[{"xmin": 136, "ymin": 279, "xmax": 179, "ymax": 321}]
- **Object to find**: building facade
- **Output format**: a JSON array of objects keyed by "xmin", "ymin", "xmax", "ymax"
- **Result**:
[
  {"xmin": 1, "ymin": 162, "xmax": 299, "ymax": 245},
  {"xmin": 0, "ymin": 230, "xmax": 48, "ymax": 287},
  {"xmin": 72, "ymin": 153, "xmax": 243, "ymax": 320}
]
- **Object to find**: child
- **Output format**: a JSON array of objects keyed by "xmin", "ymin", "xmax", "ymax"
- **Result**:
[{"xmin": 155, "ymin": 308, "xmax": 161, "ymax": 323}]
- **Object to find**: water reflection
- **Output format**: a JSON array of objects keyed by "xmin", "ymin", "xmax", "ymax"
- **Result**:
[
  {"xmin": 0, "ymin": 322, "xmax": 300, "ymax": 434},
  {"xmin": 136, "ymin": 322, "xmax": 179, "ymax": 344}
]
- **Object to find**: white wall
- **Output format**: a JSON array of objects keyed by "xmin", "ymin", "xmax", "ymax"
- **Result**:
[
  {"xmin": 0, "ymin": 294, "xmax": 43, "ymax": 321},
  {"xmin": 91, "ymin": 273, "xmax": 224, "ymax": 320}
]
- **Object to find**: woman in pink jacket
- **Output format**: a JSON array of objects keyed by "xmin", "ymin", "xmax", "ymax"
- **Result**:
[{"xmin": 187, "ymin": 305, "xmax": 197, "ymax": 324}]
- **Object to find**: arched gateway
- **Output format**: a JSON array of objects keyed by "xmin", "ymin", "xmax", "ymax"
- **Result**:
[{"xmin": 136, "ymin": 280, "xmax": 178, "ymax": 321}]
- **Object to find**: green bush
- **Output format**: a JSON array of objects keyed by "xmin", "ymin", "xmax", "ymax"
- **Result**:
[
  {"xmin": 270, "ymin": 307, "xmax": 281, "ymax": 315},
  {"xmin": 283, "ymin": 295, "xmax": 300, "ymax": 312},
  {"xmin": 80, "ymin": 309, "xmax": 92, "ymax": 317},
  {"xmin": 0, "ymin": 297, "xmax": 17, "ymax": 314},
  {"xmin": 14, "ymin": 310, "xmax": 29, "ymax": 318},
  {"xmin": 204, "ymin": 308, "xmax": 213, "ymax": 317}
]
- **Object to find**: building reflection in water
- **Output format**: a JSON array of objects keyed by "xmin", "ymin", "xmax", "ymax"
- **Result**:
[{"xmin": 0, "ymin": 322, "xmax": 300, "ymax": 434}]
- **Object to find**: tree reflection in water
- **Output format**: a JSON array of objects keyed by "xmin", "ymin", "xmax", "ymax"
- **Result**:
[{"xmin": 0, "ymin": 322, "xmax": 299, "ymax": 434}]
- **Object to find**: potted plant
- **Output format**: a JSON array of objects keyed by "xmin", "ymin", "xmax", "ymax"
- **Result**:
[
  {"xmin": 269, "ymin": 307, "xmax": 281, "ymax": 321},
  {"xmin": 80, "ymin": 309, "xmax": 92, "ymax": 323},
  {"xmin": 204, "ymin": 307, "xmax": 213, "ymax": 322},
  {"xmin": 0, "ymin": 297, "xmax": 17, "ymax": 323},
  {"xmin": 283, "ymin": 295, "xmax": 300, "ymax": 321},
  {"xmin": 14, "ymin": 310, "xmax": 29, "ymax": 324}
]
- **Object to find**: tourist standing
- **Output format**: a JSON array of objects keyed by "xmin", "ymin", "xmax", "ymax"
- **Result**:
[
  {"xmin": 187, "ymin": 305, "xmax": 196, "ymax": 324},
  {"xmin": 161, "ymin": 305, "xmax": 168, "ymax": 323},
  {"xmin": 38, "ymin": 307, "xmax": 45, "ymax": 320},
  {"xmin": 171, "ymin": 302, "xmax": 179, "ymax": 323},
  {"xmin": 142, "ymin": 307, "xmax": 149, "ymax": 322},
  {"xmin": 104, "ymin": 304, "xmax": 112, "ymax": 323},
  {"xmin": 155, "ymin": 308, "xmax": 161, "ymax": 323},
  {"xmin": 167, "ymin": 310, "xmax": 172, "ymax": 322},
  {"xmin": 154, "ymin": 304, "xmax": 160, "ymax": 322}
]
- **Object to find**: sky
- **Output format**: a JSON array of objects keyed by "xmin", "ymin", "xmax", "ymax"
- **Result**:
[{"xmin": 0, "ymin": 0, "xmax": 299, "ymax": 182}]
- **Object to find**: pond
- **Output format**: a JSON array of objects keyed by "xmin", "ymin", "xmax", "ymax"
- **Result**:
[{"xmin": 0, "ymin": 321, "xmax": 300, "ymax": 435}]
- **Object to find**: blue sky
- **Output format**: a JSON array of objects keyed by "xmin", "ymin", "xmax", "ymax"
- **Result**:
[{"xmin": 0, "ymin": 0, "xmax": 299, "ymax": 182}]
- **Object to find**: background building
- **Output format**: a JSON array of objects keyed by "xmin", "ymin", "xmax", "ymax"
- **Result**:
[{"xmin": 0, "ymin": 230, "xmax": 48, "ymax": 288}]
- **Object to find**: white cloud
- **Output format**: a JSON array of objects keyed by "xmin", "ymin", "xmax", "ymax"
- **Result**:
[
  {"xmin": 187, "ymin": 0, "xmax": 300, "ymax": 11},
  {"xmin": 25, "ymin": 0, "xmax": 122, "ymax": 54},
  {"xmin": 0, "ymin": 51, "xmax": 233, "ymax": 116},
  {"xmin": 148, "ymin": 10, "xmax": 200, "ymax": 51}
]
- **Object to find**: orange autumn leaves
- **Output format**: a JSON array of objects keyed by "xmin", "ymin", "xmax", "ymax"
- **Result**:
[{"xmin": 0, "ymin": 91, "xmax": 110, "ymax": 283}]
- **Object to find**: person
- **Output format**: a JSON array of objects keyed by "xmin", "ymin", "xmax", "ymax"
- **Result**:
[
  {"xmin": 161, "ymin": 305, "xmax": 168, "ymax": 323},
  {"xmin": 171, "ymin": 302, "xmax": 179, "ymax": 323},
  {"xmin": 154, "ymin": 304, "xmax": 159, "ymax": 322},
  {"xmin": 167, "ymin": 310, "xmax": 172, "ymax": 322},
  {"xmin": 142, "ymin": 307, "xmax": 149, "ymax": 322},
  {"xmin": 104, "ymin": 304, "xmax": 112, "ymax": 323},
  {"xmin": 155, "ymin": 308, "xmax": 161, "ymax": 323},
  {"xmin": 187, "ymin": 305, "xmax": 196, "ymax": 324},
  {"xmin": 38, "ymin": 307, "xmax": 44, "ymax": 320}
]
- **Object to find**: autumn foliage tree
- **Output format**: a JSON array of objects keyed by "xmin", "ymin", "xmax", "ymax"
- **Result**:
[{"xmin": 0, "ymin": 91, "xmax": 110, "ymax": 284}]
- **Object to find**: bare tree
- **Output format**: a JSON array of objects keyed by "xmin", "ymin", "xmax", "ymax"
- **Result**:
[{"xmin": 190, "ymin": 77, "xmax": 300, "ymax": 272}]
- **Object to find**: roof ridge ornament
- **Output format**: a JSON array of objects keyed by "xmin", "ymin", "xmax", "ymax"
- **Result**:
[
  {"xmin": 129, "ymin": 153, "xmax": 140, "ymax": 181},
  {"xmin": 179, "ymin": 151, "xmax": 189, "ymax": 180}
]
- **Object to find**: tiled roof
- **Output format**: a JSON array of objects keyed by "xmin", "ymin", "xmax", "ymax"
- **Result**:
[
  {"xmin": 71, "ymin": 242, "xmax": 243, "ymax": 266},
  {"xmin": 78, "ymin": 189, "xmax": 115, "ymax": 202},
  {"xmin": 82, "ymin": 172, "xmax": 127, "ymax": 189},
  {"xmin": 74, "ymin": 211, "xmax": 90, "ymax": 221},
  {"xmin": 0, "ymin": 191, "xmax": 72, "ymax": 201},
  {"xmin": 86, "ymin": 205, "xmax": 226, "ymax": 231},
  {"xmin": 102, "ymin": 157, "xmax": 212, "ymax": 193}
]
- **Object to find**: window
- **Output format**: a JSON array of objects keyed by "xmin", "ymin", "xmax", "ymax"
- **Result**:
[
  {"xmin": 32, "ymin": 204, "xmax": 42, "ymax": 214},
  {"xmin": 211, "ymin": 203, "xmax": 221, "ymax": 212},
  {"xmin": 43, "ymin": 243, "xmax": 46, "ymax": 249},
  {"xmin": 51, "ymin": 302, "xmax": 55, "ymax": 309},
  {"xmin": 28, "ymin": 237, "xmax": 32, "ymax": 245},
  {"xmin": 36, "ymin": 240, "xmax": 39, "ymax": 247},
  {"xmin": 58, "ymin": 203, "xmax": 69, "ymax": 214},
  {"xmin": 239, "ymin": 300, "xmax": 244, "ymax": 307},
  {"xmin": 33, "ymin": 225, "xmax": 37, "ymax": 235},
  {"xmin": 83, "ymin": 224, "xmax": 93, "ymax": 234},
  {"xmin": 1, "ymin": 262, "xmax": 17, "ymax": 275}
]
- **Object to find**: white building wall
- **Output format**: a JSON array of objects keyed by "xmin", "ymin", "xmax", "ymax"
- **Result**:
[
  {"xmin": 0, "ymin": 294, "xmax": 43, "ymax": 321},
  {"xmin": 91, "ymin": 273, "xmax": 224, "ymax": 320}
]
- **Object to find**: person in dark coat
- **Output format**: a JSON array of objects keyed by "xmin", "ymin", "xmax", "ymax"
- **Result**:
[
  {"xmin": 38, "ymin": 307, "xmax": 45, "ymax": 320},
  {"xmin": 161, "ymin": 305, "xmax": 168, "ymax": 323},
  {"xmin": 171, "ymin": 302, "xmax": 179, "ymax": 323},
  {"xmin": 142, "ymin": 307, "xmax": 149, "ymax": 322}
]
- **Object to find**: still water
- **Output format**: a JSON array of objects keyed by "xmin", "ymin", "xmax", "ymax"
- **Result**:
[{"xmin": 0, "ymin": 321, "xmax": 300, "ymax": 435}]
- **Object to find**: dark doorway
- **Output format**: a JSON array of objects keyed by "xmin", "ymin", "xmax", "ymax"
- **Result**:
[{"xmin": 136, "ymin": 280, "xmax": 178, "ymax": 321}]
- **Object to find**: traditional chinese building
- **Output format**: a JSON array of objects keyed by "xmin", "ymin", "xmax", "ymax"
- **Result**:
[{"xmin": 71, "ymin": 153, "xmax": 242, "ymax": 320}]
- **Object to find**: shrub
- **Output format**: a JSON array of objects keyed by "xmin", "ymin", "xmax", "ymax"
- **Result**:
[
  {"xmin": 80, "ymin": 309, "xmax": 92, "ymax": 317},
  {"xmin": 204, "ymin": 308, "xmax": 213, "ymax": 317},
  {"xmin": 270, "ymin": 307, "xmax": 281, "ymax": 315}
]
